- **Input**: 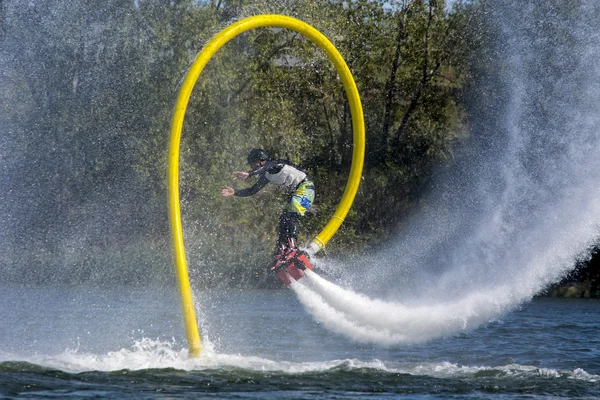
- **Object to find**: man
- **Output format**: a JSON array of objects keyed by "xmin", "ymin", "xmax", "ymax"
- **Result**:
[{"xmin": 221, "ymin": 148, "xmax": 315, "ymax": 267}]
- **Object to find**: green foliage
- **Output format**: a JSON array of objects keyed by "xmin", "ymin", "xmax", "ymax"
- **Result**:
[{"xmin": 1, "ymin": 0, "xmax": 475, "ymax": 287}]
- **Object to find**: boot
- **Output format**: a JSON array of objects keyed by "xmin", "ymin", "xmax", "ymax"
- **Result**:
[
  {"xmin": 279, "ymin": 238, "xmax": 297, "ymax": 262},
  {"xmin": 270, "ymin": 245, "xmax": 287, "ymax": 271},
  {"xmin": 295, "ymin": 250, "xmax": 310, "ymax": 270}
]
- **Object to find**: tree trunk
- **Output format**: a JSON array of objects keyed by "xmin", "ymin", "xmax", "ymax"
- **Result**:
[
  {"xmin": 389, "ymin": 1, "xmax": 438, "ymax": 159},
  {"xmin": 378, "ymin": 10, "xmax": 407, "ymax": 167}
]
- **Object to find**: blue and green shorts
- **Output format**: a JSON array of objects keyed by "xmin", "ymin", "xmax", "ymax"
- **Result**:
[{"xmin": 286, "ymin": 181, "xmax": 315, "ymax": 215}]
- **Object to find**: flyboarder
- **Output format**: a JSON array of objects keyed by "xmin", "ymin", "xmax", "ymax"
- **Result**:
[{"xmin": 221, "ymin": 148, "xmax": 314, "ymax": 279}]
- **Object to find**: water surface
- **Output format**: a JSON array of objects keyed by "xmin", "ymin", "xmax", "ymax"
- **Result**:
[{"xmin": 1, "ymin": 286, "xmax": 598, "ymax": 399}]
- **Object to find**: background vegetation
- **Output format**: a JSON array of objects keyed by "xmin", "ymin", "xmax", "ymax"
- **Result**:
[{"xmin": 7, "ymin": 0, "xmax": 595, "ymax": 290}]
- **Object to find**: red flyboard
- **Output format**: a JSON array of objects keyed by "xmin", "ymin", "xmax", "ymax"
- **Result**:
[{"xmin": 272, "ymin": 251, "xmax": 313, "ymax": 286}]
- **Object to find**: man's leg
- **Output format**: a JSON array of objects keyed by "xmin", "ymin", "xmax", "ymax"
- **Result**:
[
  {"xmin": 281, "ymin": 182, "xmax": 315, "ymax": 248},
  {"xmin": 271, "ymin": 182, "xmax": 315, "ymax": 271},
  {"xmin": 277, "ymin": 211, "xmax": 299, "ymax": 250},
  {"xmin": 271, "ymin": 212, "xmax": 299, "ymax": 271}
]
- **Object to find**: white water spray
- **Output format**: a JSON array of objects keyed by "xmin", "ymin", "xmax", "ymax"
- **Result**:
[
  {"xmin": 292, "ymin": 1, "xmax": 600, "ymax": 345},
  {"xmin": 290, "ymin": 270, "xmax": 511, "ymax": 345}
]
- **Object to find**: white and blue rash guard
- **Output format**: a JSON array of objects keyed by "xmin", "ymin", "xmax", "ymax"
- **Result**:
[{"xmin": 234, "ymin": 159, "xmax": 307, "ymax": 197}]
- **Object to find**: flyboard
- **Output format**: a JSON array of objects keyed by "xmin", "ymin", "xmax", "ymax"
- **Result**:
[
  {"xmin": 168, "ymin": 14, "xmax": 364, "ymax": 356},
  {"xmin": 270, "ymin": 247, "xmax": 313, "ymax": 286}
]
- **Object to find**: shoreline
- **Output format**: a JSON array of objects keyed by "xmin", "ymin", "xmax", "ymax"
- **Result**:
[{"xmin": 542, "ymin": 280, "xmax": 600, "ymax": 299}]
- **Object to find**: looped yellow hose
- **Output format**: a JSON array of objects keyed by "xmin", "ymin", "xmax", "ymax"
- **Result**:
[{"xmin": 168, "ymin": 14, "xmax": 365, "ymax": 357}]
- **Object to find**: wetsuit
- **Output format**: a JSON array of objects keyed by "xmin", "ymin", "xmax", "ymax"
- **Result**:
[{"xmin": 234, "ymin": 159, "xmax": 315, "ymax": 249}]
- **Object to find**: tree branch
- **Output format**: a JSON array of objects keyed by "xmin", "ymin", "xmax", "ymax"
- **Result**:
[
  {"xmin": 381, "ymin": 8, "xmax": 407, "ymax": 143},
  {"xmin": 389, "ymin": 0, "xmax": 451, "ymax": 155},
  {"xmin": 227, "ymin": 32, "xmax": 299, "ymax": 106}
]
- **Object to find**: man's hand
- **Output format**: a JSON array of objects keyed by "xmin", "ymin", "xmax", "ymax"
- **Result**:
[
  {"xmin": 221, "ymin": 187, "xmax": 235, "ymax": 197},
  {"xmin": 233, "ymin": 171, "xmax": 249, "ymax": 180}
]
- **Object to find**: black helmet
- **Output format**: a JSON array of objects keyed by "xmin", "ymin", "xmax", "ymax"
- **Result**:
[{"xmin": 247, "ymin": 148, "xmax": 270, "ymax": 165}]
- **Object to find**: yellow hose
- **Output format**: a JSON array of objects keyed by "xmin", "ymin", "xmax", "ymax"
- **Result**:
[{"xmin": 168, "ymin": 14, "xmax": 365, "ymax": 357}]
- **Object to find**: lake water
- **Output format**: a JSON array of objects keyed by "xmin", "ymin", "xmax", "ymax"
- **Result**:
[
  {"xmin": 2, "ymin": 2, "xmax": 600, "ymax": 398},
  {"xmin": 1, "ymin": 283, "xmax": 598, "ymax": 399}
]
